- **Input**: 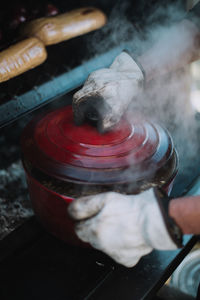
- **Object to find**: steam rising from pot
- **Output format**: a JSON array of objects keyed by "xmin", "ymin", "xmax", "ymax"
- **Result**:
[{"xmin": 86, "ymin": 2, "xmax": 200, "ymax": 185}]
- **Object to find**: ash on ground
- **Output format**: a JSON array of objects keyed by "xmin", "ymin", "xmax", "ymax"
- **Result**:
[{"xmin": 0, "ymin": 160, "xmax": 33, "ymax": 240}]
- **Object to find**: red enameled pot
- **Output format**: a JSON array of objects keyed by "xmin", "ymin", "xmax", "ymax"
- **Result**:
[{"xmin": 21, "ymin": 105, "xmax": 178, "ymax": 245}]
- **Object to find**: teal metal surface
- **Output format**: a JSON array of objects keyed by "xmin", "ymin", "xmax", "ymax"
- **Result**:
[{"xmin": 0, "ymin": 43, "xmax": 132, "ymax": 128}]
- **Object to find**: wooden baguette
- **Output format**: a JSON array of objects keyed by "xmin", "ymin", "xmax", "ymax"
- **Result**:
[
  {"xmin": 0, "ymin": 37, "xmax": 47, "ymax": 83},
  {"xmin": 21, "ymin": 7, "xmax": 107, "ymax": 46}
]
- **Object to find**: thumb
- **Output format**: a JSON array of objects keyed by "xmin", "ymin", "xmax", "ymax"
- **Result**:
[
  {"xmin": 110, "ymin": 52, "xmax": 134, "ymax": 71},
  {"xmin": 68, "ymin": 193, "xmax": 106, "ymax": 220}
]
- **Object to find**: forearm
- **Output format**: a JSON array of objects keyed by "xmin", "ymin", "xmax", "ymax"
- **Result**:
[
  {"xmin": 138, "ymin": 19, "xmax": 200, "ymax": 82},
  {"xmin": 169, "ymin": 195, "xmax": 200, "ymax": 234}
]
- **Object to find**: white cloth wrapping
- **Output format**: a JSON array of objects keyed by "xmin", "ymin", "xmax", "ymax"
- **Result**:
[
  {"xmin": 68, "ymin": 189, "xmax": 177, "ymax": 268},
  {"xmin": 73, "ymin": 52, "xmax": 144, "ymax": 132}
]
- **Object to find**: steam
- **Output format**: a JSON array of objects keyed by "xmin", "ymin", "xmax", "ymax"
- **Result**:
[
  {"xmin": 129, "ymin": 66, "xmax": 200, "ymax": 182},
  {"xmin": 87, "ymin": 2, "xmax": 200, "ymax": 186}
]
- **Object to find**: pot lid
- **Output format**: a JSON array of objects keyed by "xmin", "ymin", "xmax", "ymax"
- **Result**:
[{"xmin": 21, "ymin": 105, "xmax": 175, "ymax": 184}]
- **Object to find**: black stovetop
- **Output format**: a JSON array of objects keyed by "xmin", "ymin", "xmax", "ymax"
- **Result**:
[
  {"xmin": 0, "ymin": 216, "xmax": 198, "ymax": 300},
  {"xmin": 0, "ymin": 169, "xmax": 199, "ymax": 300}
]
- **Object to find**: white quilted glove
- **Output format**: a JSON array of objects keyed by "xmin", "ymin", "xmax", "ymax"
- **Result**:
[
  {"xmin": 68, "ymin": 189, "xmax": 180, "ymax": 268},
  {"xmin": 72, "ymin": 51, "xmax": 144, "ymax": 132}
]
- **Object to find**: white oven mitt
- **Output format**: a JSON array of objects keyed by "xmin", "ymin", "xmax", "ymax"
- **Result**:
[
  {"xmin": 72, "ymin": 51, "xmax": 144, "ymax": 132},
  {"xmin": 68, "ymin": 189, "xmax": 182, "ymax": 267}
]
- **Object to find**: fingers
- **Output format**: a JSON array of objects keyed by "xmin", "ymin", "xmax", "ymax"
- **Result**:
[
  {"xmin": 98, "ymin": 112, "xmax": 120, "ymax": 133},
  {"xmin": 72, "ymin": 92, "xmax": 115, "ymax": 132},
  {"xmin": 72, "ymin": 67, "xmax": 118, "ymax": 130},
  {"xmin": 110, "ymin": 52, "xmax": 133, "ymax": 71},
  {"xmin": 68, "ymin": 193, "xmax": 106, "ymax": 221},
  {"xmin": 75, "ymin": 218, "xmax": 100, "ymax": 247},
  {"xmin": 113, "ymin": 246, "xmax": 153, "ymax": 268},
  {"xmin": 73, "ymin": 94, "xmax": 104, "ymax": 120},
  {"xmin": 72, "ymin": 102, "xmax": 85, "ymax": 126},
  {"xmin": 75, "ymin": 217, "xmax": 153, "ymax": 268}
]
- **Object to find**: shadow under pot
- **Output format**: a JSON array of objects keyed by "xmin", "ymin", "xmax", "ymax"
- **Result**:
[{"xmin": 21, "ymin": 105, "xmax": 178, "ymax": 246}]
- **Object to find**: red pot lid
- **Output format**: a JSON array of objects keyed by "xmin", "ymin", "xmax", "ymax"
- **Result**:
[{"xmin": 21, "ymin": 105, "xmax": 175, "ymax": 184}]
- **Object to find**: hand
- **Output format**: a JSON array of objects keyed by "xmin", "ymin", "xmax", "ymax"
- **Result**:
[
  {"xmin": 72, "ymin": 52, "xmax": 144, "ymax": 132},
  {"xmin": 68, "ymin": 189, "xmax": 178, "ymax": 268}
]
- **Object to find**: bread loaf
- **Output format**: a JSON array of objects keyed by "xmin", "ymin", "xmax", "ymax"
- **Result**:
[
  {"xmin": 21, "ymin": 7, "xmax": 107, "ymax": 46},
  {"xmin": 0, "ymin": 37, "xmax": 47, "ymax": 83}
]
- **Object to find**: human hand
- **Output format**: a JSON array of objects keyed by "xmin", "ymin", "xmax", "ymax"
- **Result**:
[
  {"xmin": 68, "ymin": 189, "xmax": 178, "ymax": 267},
  {"xmin": 72, "ymin": 51, "xmax": 144, "ymax": 132}
]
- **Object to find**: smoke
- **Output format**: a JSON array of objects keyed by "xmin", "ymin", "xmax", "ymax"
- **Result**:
[
  {"xmin": 87, "ymin": 2, "xmax": 200, "ymax": 188},
  {"xmin": 88, "ymin": 1, "xmax": 186, "ymax": 55},
  {"xmin": 129, "ymin": 66, "xmax": 200, "ymax": 183}
]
